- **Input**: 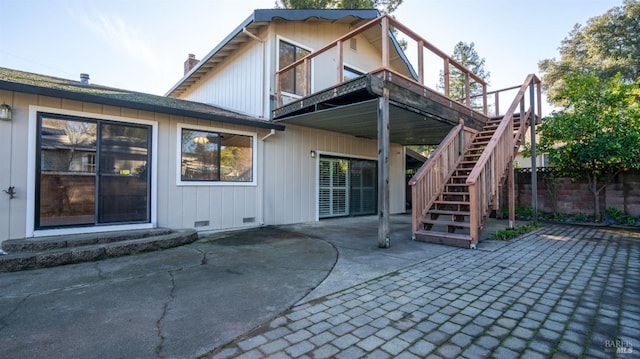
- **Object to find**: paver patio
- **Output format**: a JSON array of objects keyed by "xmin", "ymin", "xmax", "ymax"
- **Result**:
[{"xmin": 208, "ymin": 224, "xmax": 640, "ymax": 358}]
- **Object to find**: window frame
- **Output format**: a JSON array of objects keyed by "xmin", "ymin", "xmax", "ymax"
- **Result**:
[
  {"xmin": 26, "ymin": 105, "xmax": 158, "ymax": 238},
  {"xmin": 343, "ymin": 64, "xmax": 366, "ymax": 82},
  {"xmin": 35, "ymin": 112, "xmax": 153, "ymax": 229},
  {"xmin": 277, "ymin": 36, "xmax": 313, "ymax": 98},
  {"xmin": 176, "ymin": 123, "xmax": 257, "ymax": 186}
]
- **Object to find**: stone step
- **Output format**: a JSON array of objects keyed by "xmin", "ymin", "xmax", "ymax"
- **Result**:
[
  {"xmin": 2, "ymin": 228, "xmax": 174, "ymax": 252},
  {"xmin": 0, "ymin": 229, "xmax": 198, "ymax": 272}
]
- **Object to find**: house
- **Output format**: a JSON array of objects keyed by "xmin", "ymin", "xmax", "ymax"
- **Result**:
[{"xmin": 0, "ymin": 9, "xmax": 540, "ymax": 249}]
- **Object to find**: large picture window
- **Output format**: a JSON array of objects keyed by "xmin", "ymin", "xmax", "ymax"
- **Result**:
[
  {"xmin": 279, "ymin": 39, "xmax": 311, "ymax": 95},
  {"xmin": 180, "ymin": 126, "xmax": 254, "ymax": 183}
]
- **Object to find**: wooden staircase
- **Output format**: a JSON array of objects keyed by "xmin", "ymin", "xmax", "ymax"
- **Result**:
[
  {"xmin": 409, "ymin": 74, "xmax": 541, "ymax": 249},
  {"xmin": 413, "ymin": 115, "xmax": 525, "ymax": 247}
]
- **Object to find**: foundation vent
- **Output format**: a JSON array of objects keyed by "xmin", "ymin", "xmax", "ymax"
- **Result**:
[
  {"xmin": 243, "ymin": 217, "xmax": 255, "ymax": 223},
  {"xmin": 194, "ymin": 220, "xmax": 210, "ymax": 227}
]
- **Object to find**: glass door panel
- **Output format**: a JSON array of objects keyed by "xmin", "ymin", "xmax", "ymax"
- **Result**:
[
  {"xmin": 98, "ymin": 123, "xmax": 150, "ymax": 223},
  {"xmin": 37, "ymin": 117, "xmax": 97, "ymax": 228},
  {"xmin": 349, "ymin": 159, "xmax": 377, "ymax": 215},
  {"xmin": 319, "ymin": 157, "xmax": 349, "ymax": 218},
  {"xmin": 36, "ymin": 114, "xmax": 151, "ymax": 229}
]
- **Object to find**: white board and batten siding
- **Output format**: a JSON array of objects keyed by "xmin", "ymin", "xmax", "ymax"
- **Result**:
[
  {"xmin": 0, "ymin": 89, "xmax": 21, "ymax": 241},
  {"xmin": 180, "ymin": 39, "xmax": 266, "ymax": 118},
  {"xmin": 0, "ymin": 91, "xmax": 268, "ymax": 241},
  {"xmin": 263, "ymin": 123, "xmax": 405, "ymax": 225},
  {"xmin": 169, "ymin": 119, "xmax": 268, "ymax": 232}
]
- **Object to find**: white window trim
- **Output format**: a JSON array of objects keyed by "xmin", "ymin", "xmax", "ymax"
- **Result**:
[
  {"xmin": 176, "ymin": 123, "xmax": 258, "ymax": 186},
  {"xmin": 277, "ymin": 36, "xmax": 314, "ymax": 98},
  {"xmin": 27, "ymin": 106, "xmax": 158, "ymax": 238}
]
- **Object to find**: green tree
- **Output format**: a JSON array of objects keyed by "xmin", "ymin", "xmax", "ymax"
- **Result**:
[
  {"xmin": 539, "ymin": 0, "xmax": 640, "ymax": 104},
  {"xmin": 538, "ymin": 72, "xmax": 640, "ymax": 221},
  {"xmin": 276, "ymin": 0, "xmax": 406, "ymax": 49},
  {"xmin": 438, "ymin": 42, "xmax": 490, "ymax": 109},
  {"xmin": 276, "ymin": 0, "xmax": 402, "ymax": 14}
]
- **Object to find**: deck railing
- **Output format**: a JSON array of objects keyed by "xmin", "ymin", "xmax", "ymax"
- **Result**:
[
  {"xmin": 408, "ymin": 123, "xmax": 477, "ymax": 236},
  {"xmin": 275, "ymin": 14, "xmax": 488, "ymax": 113},
  {"xmin": 466, "ymin": 74, "xmax": 542, "ymax": 243}
]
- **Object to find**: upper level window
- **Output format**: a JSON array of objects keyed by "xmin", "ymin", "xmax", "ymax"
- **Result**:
[
  {"xmin": 343, "ymin": 66, "xmax": 364, "ymax": 82},
  {"xmin": 180, "ymin": 126, "xmax": 254, "ymax": 183},
  {"xmin": 279, "ymin": 40, "xmax": 311, "ymax": 95}
]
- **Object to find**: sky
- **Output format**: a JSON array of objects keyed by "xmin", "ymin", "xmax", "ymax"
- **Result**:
[{"xmin": 0, "ymin": 0, "xmax": 625, "ymax": 116}]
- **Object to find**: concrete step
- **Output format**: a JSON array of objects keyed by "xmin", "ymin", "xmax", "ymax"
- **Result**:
[
  {"xmin": 2, "ymin": 228, "xmax": 173, "ymax": 252},
  {"xmin": 0, "ymin": 229, "xmax": 198, "ymax": 272}
]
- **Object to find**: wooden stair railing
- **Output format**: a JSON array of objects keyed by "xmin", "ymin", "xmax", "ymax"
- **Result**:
[
  {"xmin": 410, "ymin": 74, "xmax": 541, "ymax": 249},
  {"xmin": 408, "ymin": 123, "xmax": 477, "ymax": 239},
  {"xmin": 467, "ymin": 74, "xmax": 541, "ymax": 246}
]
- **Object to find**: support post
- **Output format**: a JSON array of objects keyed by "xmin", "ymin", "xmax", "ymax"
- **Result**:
[
  {"xmin": 336, "ymin": 40, "xmax": 343, "ymax": 85},
  {"xmin": 378, "ymin": 88, "xmax": 391, "ymax": 248},
  {"xmin": 381, "ymin": 16, "xmax": 390, "ymax": 68},
  {"xmin": 417, "ymin": 40, "xmax": 424, "ymax": 85},
  {"xmin": 443, "ymin": 58, "xmax": 450, "ymax": 98},
  {"xmin": 508, "ymin": 161, "xmax": 515, "ymax": 229},
  {"xmin": 529, "ymin": 82, "xmax": 538, "ymax": 224}
]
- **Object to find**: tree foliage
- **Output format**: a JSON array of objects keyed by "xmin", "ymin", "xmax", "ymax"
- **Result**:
[
  {"xmin": 276, "ymin": 0, "xmax": 402, "ymax": 14},
  {"xmin": 539, "ymin": 0, "xmax": 640, "ymax": 103},
  {"xmin": 438, "ymin": 41, "xmax": 490, "ymax": 108},
  {"xmin": 538, "ymin": 72, "xmax": 640, "ymax": 220}
]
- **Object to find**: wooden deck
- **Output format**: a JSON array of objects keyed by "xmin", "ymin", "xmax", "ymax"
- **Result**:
[{"xmin": 273, "ymin": 69, "xmax": 488, "ymax": 146}]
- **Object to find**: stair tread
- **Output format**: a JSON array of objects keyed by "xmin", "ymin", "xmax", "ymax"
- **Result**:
[
  {"xmin": 434, "ymin": 200, "xmax": 470, "ymax": 205},
  {"xmin": 421, "ymin": 219, "xmax": 471, "ymax": 227},
  {"xmin": 414, "ymin": 230, "xmax": 474, "ymax": 248},
  {"xmin": 415, "ymin": 230, "xmax": 472, "ymax": 240},
  {"xmin": 427, "ymin": 209, "xmax": 471, "ymax": 216}
]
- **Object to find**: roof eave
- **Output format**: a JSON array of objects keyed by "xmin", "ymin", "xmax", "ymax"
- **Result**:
[
  {"xmin": 165, "ymin": 9, "xmax": 382, "ymax": 98},
  {"xmin": 0, "ymin": 80, "xmax": 285, "ymax": 131}
]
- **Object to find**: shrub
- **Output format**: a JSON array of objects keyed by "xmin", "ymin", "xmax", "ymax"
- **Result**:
[{"xmin": 490, "ymin": 222, "xmax": 542, "ymax": 241}]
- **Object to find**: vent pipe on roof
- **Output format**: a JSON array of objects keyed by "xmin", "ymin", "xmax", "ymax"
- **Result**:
[{"xmin": 80, "ymin": 73, "xmax": 90, "ymax": 84}]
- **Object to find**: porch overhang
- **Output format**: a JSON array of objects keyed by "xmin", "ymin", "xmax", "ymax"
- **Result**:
[{"xmin": 273, "ymin": 70, "xmax": 489, "ymax": 145}]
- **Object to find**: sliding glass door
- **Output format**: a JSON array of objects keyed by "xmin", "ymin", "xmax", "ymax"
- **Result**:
[
  {"xmin": 36, "ymin": 113, "xmax": 151, "ymax": 229},
  {"xmin": 319, "ymin": 156, "xmax": 377, "ymax": 218}
]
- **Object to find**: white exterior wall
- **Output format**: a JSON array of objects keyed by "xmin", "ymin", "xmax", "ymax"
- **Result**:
[
  {"xmin": 270, "ymin": 21, "xmax": 385, "ymax": 100},
  {"xmin": 180, "ymin": 40, "xmax": 265, "ymax": 118},
  {"xmin": 0, "ymin": 89, "xmax": 24, "ymax": 241},
  {"xmin": 0, "ymin": 91, "xmax": 268, "ymax": 242},
  {"xmin": 173, "ymin": 20, "xmax": 409, "ymax": 227},
  {"xmin": 263, "ymin": 123, "xmax": 405, "ymax": 225}
]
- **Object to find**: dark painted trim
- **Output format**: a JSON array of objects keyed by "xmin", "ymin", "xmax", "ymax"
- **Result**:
[{"xmin": 0, "ymin": 79, "xmax": 285, "ymax": 131}]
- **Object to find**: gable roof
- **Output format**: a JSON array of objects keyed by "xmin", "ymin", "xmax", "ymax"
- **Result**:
[
  {"xmin": 166, "ymin": 8, "xmax": 416, "ymax": 98},
  {"xmin": 0, "ymin": 67, "xmax": 284, "ymax": 131}
]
